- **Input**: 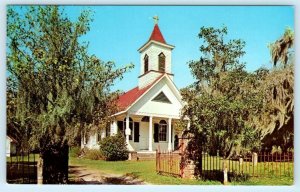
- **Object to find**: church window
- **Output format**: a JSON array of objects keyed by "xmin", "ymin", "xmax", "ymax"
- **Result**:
[
  {"xmin": 158, "ymin": 52, "xmax": 165, "ymax": 72},
  {"xmin": 159, "ymin": 120, "xmax": 167, "ymax": 142},
  {"xmin": 141, "ymin": 116, "xmax": 150, "ymax": 122},
  {"xmin": 144, "ymin": 54, "xmax": 149, "ymax": 73},
  {"xmin": 152, "ymin": 91, "xmax": 171, "ymax": 104}
]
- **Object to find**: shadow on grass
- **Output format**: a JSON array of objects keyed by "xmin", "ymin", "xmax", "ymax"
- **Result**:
[
  {"xmin": 7, "ymin": 162, "xmax": 37, "ymax": 184},
  {"xmin": 199, "ymin": 170, "xmax": 250, "ymax": 183},
  {"xmin": 69, "ymin": 166, "xmax": 144, "ymax": 185},
  {"xmin": 104, "ymin": 172, "xmax": 144, "ymax": 185}
]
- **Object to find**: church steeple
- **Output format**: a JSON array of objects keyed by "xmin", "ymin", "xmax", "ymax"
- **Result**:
[
  {"xmin": 137, "ymin": 17, "xmax": 175, "ymax": 89},
  {"xmin": 148, "ymin": 24, "xmax": 166, "ymax": 44}
]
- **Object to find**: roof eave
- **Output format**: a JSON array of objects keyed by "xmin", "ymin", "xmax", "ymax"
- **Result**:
[
  {"xmin": 138, "ymin": 40, "xmax": 175, "ymax": 53},
  {"xmin": 111, "ymin": 110, "xmax": 126, "ymax": 117},
  {"xmin": 116, "ymin": 74, "xmax": 166, "ymax": 115}
]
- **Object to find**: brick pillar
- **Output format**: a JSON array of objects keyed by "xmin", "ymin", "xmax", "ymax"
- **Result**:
[{"xmin": 181, "ymin": 160, "xmax": 195, "ymax": 179}]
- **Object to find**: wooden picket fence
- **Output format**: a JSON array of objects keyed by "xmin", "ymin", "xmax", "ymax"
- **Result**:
[{"xmin": 156, "ymin": 150, "xmax": 182, "ymax": 177}]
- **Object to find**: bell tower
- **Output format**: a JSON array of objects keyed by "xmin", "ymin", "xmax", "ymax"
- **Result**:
[{"xmin": 137, "ymin": 16, "xmax": 175, "ymax": 89}]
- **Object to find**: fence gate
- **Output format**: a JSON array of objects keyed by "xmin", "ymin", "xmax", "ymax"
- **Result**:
[
  {"xmin": 156, "ymin": 150, "xmax": 181, "ymax": 177},
  {"xmin": 7, "ymin": 150, "xmax": 38, "ymax": 184}
]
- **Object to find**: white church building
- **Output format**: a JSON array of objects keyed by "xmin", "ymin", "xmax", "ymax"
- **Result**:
[{"xmin": 82, "ymin": 19, "xmax": 186, "ymax": 154}]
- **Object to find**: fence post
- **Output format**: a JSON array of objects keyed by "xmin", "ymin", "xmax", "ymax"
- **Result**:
[
  {"xmin": 223, "ymin": 160, "xmax": 228, "ymax": 185},
  {"xmin": 156, "ymin": 149, "xmax": 158, "ymax": 172},
  {"xmin": 252, "ymin": 152, "xmax": 258, "ymax": 166},
  {"xmin": 239, "ymin": 157, "xmax": 243, "ymax": 165},
  {"xmin": 37, "ymin": 156, "xmax": 43, "ymax": 184}
]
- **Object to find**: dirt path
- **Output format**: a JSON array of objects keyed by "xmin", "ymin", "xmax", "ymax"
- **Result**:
[{"xmin": 69, "ymin": 165, "xmax": 147, "ymax": 184}]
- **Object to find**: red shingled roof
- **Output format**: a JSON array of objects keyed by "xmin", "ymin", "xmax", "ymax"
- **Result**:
[
  {"xmin": 117, "ymin": 74, "xmax": 164, "ymax": 111},
  {"xmin": 149, "ymin": 24, "xmax": 166, "ymax": 44}
]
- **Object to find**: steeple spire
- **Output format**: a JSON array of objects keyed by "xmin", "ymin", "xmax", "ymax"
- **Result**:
[
  {"xmin": 138, "ymin": 17, "xmax": 175, "ymax": 89},
  {"xmin": 148, "ymin": 17, "xmax": 166, "ymax": 44}
]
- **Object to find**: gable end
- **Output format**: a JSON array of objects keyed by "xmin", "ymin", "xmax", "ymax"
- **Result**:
[{"xmin": 152, "ymin": 91, "xmax": 172, "ymax": 104}]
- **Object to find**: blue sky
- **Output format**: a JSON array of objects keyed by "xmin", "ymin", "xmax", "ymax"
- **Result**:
[{"xmin": 14, "ymin": 6, "xmax": 295, "ymax": 92}]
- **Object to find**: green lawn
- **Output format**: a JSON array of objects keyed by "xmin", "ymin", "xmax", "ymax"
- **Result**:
[
  {"xmin": 69, "ymin": 156, "xmax": 220, "ymax": 185},
  {"xmin": 6, "ymin": 153, "xmax": 39, "ymax": 163},
  {"xmin": 200, "ymin": 156, "xmax": 294, "ymax": 178},
  {"xmin": 69, "ymin": 155, "xmax": 293, "ymax": 185}
]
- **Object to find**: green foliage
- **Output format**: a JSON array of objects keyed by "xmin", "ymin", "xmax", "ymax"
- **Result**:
[
  {"xmin": 6, "ymin": 6, "xmax": 134, "ymax": 151},
  {"xmin": 189, "ymin": 26, "xmax": 245, "ymax": 84},
  {"xmin": 84, "ymin": 149, "xmax": 103, "ymax": 160},
  {"xmin": 254, "ymin": 28, "xmax": 294, "ymax": 151},
  {"xmin": 6, "ymin": 5, "xmax": 133, "ymax": 183},
  {"xmin": 182, "ymin": 26, "xmax": 261, "ymax": 160},
  {"xmin": 69, "ymin": 156, "xmax": 293, "ymax": 185},
  {"xmin": 268, "ymin": 27, "xmax": 294, "ymax": 68},
  {"xmin": 99, "ymin": 134, "xmax": 129, "ymax": 161}
]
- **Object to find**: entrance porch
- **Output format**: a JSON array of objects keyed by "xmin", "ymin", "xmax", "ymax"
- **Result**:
[{"xmin": 110, "ymin": 114, "xmax": 181, "ymax": 152}]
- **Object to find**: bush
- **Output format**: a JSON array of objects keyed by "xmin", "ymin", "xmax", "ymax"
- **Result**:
[
  {"xmin": 99, "ymin": 134, "xmax": 129, "ymax": 161},
  {"xmin": 84, "ymin": 149, "xmax": 103, "ymax": 160}
]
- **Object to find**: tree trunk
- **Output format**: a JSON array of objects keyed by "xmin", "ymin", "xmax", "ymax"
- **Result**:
[{"xmin": 40, "ymin": 144, "xmax": 69, "ymax": 184}]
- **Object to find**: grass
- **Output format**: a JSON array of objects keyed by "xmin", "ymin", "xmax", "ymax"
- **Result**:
[
  {"xmin": 69, "ymin": 156, "xmax": 220, "ymax": 185},
  {"xmin": 69, "ymin": 154, "xmax": 293, "ymax": 185},
  {"xmin": 231, "ymin": 176, "xmax": 294, "ymax": 185},
  {"xmin": 200, "ymin": 155, "xmax": 294, "ymax": 178}
]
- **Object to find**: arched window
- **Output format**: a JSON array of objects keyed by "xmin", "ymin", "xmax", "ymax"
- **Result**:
[
  {"xmin": 144, "ymin": 54, "xmax": 149, "ymax": 73},
  {"xmin": 141, "ymin": 116, "xmax": 149, "ymax": 122},
  {"xmin": 158, "ymin": 52, "xmax": 165, "ymax": 72},
  {"xmin": 123, "ymin": 117, "xmax": 133, "ymax": 140},
  {"xmin": 159, "ymin": 120, "xmax": 167, "ymax": 141}
]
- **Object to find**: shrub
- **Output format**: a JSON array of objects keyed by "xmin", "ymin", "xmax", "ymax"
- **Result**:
[
  {"xmin": 99, "ymin": 134, "xmax": 129, "ymax": 161},
  {"xmin": 84, "ymin": 149, "xmax": 103, "ymax": 160}
]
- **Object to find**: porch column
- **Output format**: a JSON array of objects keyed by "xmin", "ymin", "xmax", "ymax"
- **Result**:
[
  {"xmin": 125, "ymin": 114, "xmax": 130, "ymax": 146},
  {"xmin": 110, "ymin": 120, "xmax": 117, "ymax": 136},
  {"xmin": 113, "ymin": 120, "xmax": 118, "ymax": 135},
  {"xmin": 148, "ymin": 116, "xmax": 153, "ymax": 151},
  {"xmin": 168, "ymin": 118, "xmax": 172, "ymax": 152}
]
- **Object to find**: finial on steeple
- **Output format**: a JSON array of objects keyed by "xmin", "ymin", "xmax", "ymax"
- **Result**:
[{"xmin": 153, "ymin": 15, "xmax": 159, "ymax": 25}]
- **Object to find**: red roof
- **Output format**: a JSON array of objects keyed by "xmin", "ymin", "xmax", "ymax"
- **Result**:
[
  {"xmin": 149, "ymin": 24, "xmax": 166, "ymax": 44},
  {"xmin": 117, "ymin": 74, "xmax": 164, "ymax": 111}
]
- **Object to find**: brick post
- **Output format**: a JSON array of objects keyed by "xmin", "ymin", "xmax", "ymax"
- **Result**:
[{"xmin": 181, "ymin": 160, "xmax": 195, "ymax": 179}]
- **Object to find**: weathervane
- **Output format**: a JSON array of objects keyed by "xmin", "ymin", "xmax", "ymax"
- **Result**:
[{"xmin": 153, "ymin": 15, "xmax": 159, "ymax": 24}]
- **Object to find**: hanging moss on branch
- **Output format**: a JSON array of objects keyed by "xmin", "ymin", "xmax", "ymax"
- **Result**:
[{"xmin": 7, "ymin": 6, "xmax": 133, "ymax": 183}]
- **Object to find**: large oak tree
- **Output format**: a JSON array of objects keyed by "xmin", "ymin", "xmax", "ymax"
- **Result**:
[{"xmin": 7, "ymin": 6, "xmax": 133, "ymax": 183}]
